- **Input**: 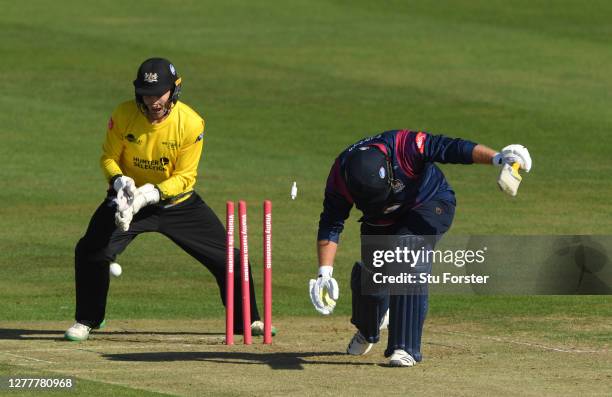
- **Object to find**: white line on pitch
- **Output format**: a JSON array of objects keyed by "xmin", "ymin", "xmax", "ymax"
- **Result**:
[
  {"xmin": 436, "ymin": 331, "xmax": 608, "ymax": 353},
  {"xmin": 0, "ymin": 352, "xmax": 55, "ymax": 364}
]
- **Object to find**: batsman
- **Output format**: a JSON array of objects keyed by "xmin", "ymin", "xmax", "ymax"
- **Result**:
[
  {"xmin": 65, "ymin": 58, "xmax": 266, "ymax": 341},
  {"xmin": 310, "ymin": 129, "xmax": 531, "ymax": 366}
]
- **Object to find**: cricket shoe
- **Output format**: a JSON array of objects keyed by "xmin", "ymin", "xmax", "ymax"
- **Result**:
[
  {"xmin": 388, "ymin": 349, "xmax": 416, "ymax": 367},
  {"xmin": 64, "ymin": 320, "xmax": 105, "ymax": 342},
  {"xmin": 346, "ymin": 331, "xmax": 374, "ymax": 355},
  {"xmin": 250, "ymin": 320, "xmax": 277, "ymax": 337}
]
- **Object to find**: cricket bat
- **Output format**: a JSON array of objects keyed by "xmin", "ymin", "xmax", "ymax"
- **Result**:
[{"xmin": 498, "ymin": 162, "xmax": 522, "ymax": 196}]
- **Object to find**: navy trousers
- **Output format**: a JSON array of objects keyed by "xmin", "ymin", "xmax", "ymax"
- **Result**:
[{"xmin": 351, "ymin": 197, "xmax": 455, "ymax": 361}]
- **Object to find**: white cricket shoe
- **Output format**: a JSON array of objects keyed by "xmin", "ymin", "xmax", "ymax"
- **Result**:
[
  {"xmin": 64, "ymin": 323, "xmax": 92, "ymax": 341},
  {"xmin": 346, "ymin": 331, "xmax": 374, "ymax": 355},
  {"xmin": 379, "ymin": 309, "xmax": 389, "ymax": 330},
  {"xmin": 389, "ymin": 349, "xmax": 416, "ymax": 367}
]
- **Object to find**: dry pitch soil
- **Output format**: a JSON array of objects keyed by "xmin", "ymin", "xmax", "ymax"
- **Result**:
[{"xmin": 1, "ymin": 317, "xmax": 610, "ymax": 396}]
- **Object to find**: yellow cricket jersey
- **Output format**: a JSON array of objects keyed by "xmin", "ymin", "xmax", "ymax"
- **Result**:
[{"xmin": 101, "ymin": 100, "xmax": 205, "ymax": 201}]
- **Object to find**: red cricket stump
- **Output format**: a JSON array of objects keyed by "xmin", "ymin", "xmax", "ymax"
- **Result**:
[
  {"xmin": 263, "ymin": 200, "xmax": 273, "ymax": 344},
  {"xmin": 239, "ymin": 201, "xmax": 252, "ymax": 345},
  {"xmin": 225, "ymin": 202, "xmax": 235, "ymax": 345}
]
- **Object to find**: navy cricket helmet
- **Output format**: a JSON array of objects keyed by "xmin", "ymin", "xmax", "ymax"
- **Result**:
[{"xmin": 343, "ymin": 146, "xmax": 393, "ymax": 208}]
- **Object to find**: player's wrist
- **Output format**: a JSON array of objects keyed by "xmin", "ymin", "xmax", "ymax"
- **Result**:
[{"xmin": 318, "ymin": 265, "xmax": 334, "ymax": 278}]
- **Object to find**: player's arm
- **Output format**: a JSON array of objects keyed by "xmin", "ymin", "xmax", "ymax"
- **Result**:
[
  {"xmin": 310, "ymin": 159, "xmax": 352, "ymax": 315},
  {"xmin": 316, "ymin": 197, "xmax": 348, "ymax": 269},
  {"xmin": 420, "ymin": 132, "xmax": 477, "ymax": 164},
  {"xmin": 419, "ymin": 132, "xmax": 532, "ymax": 196},
  {"xmin": 100, "ymin": 114, "xmax": 138, "ymax": 201},
  {"xmin": 417, "ymin": 132, "xmax": 532, "ymax": 170},
  {"xmin": 472, "ymin": 143, "xmax": 533, "ymax": 171},
  {"xmin": 100, "ymin": 113, "xmax": 141, "ymax": 231},
  {"xmin": 317, "ymin": 240, "xmax": 338, "ymax": 267},
  {"xmin": 100, "ymin": 115, "xmax": 125, "ymax": 183},
  {"xmin": 156, "ymin": 119, "xmax": 205, "ymax": 200},
  {"xmin": 316, "ymin": 196, "xmax": 350, "ymax": 268},
  {"xmin": 316, "ymin": 159, "xmax": 353, "ymax": 265},
  {"xmin": 471, "ymin": 144, "xmax": 498, "ymax": 164}
]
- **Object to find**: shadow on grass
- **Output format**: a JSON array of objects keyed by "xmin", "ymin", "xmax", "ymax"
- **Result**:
[
  {"xmin": 0, "ymin": 329, "xmax": 223, "ymax": 341},
  {"xmin": 103, "ymin": 351, "xmax": 375, "ymax": 370}
]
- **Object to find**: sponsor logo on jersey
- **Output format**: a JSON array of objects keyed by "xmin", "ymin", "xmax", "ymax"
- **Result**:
[
  {"xmin": 379, "ymin": 166, "xmax": 386, "ymax": 179},
  {"xmin": 125, "ymin": 133, "xmax": 142, "ymax": 145},
  {"xmin": 133, "ymin": 157, "xmax": 167, "ymax": 172},
  {"xmin": 161, "ymin": 140, "xmax": 178, "ymax": 150},
  {"xmin": 143, "ymin": 72, "xmax": 158, "ymax": 83},
  {"xmin": 195, "ymin": 131, "xmax": 204, "ymax": 143}
]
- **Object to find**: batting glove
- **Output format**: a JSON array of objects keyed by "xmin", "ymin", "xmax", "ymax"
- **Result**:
[
  {"xmin": 492, "ymin": 144, "xmax": 532, "ymax": 172},
  {"xmin": 309, "ymin": 265, "xmax": 339, "ymax": 315}
]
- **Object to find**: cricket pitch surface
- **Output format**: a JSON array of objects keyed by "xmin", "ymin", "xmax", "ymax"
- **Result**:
[{"xmin": 1, "ymin": 317, "xmax": 609, "ymax": 396}]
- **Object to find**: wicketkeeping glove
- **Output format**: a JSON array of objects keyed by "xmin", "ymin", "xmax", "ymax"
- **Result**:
[
  {"xmin": 309, "ymin": 265, "xmax": 339, "ymax": 315},
  {"xmin": 112, "ymin": 176, "xmax": 136, "ymax": 231},
  {"xmin": 113, "ymin": 176, "xmax": 137, "ymax": 200},
  {"xmin": 115, "ymin": 207, "xmax": 133, "ymax": 232},
  {"xmin": 492, "ymin": 144, "xmax": 532, "ymax": 172},
  {"xmin": 114, "ymin": 184, "xmax": 160, "ymax": 231},
  {"xmin": 130, "ymin": 183, "xmax": 160, "ymax": 215}
]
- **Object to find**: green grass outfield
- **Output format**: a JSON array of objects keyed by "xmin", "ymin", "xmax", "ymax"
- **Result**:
[{"xmin": 1, "ymin": 1, "xmax": 611, "ymax": 394}]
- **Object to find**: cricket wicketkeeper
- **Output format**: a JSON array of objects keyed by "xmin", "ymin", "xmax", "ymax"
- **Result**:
[
  {"xmin": 65, "ymin": 58, "xmax": 268, "ymax": 341},
  {"xmin": 310, "ymin": 129, "xmax": 531, "ymax": 366}
]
